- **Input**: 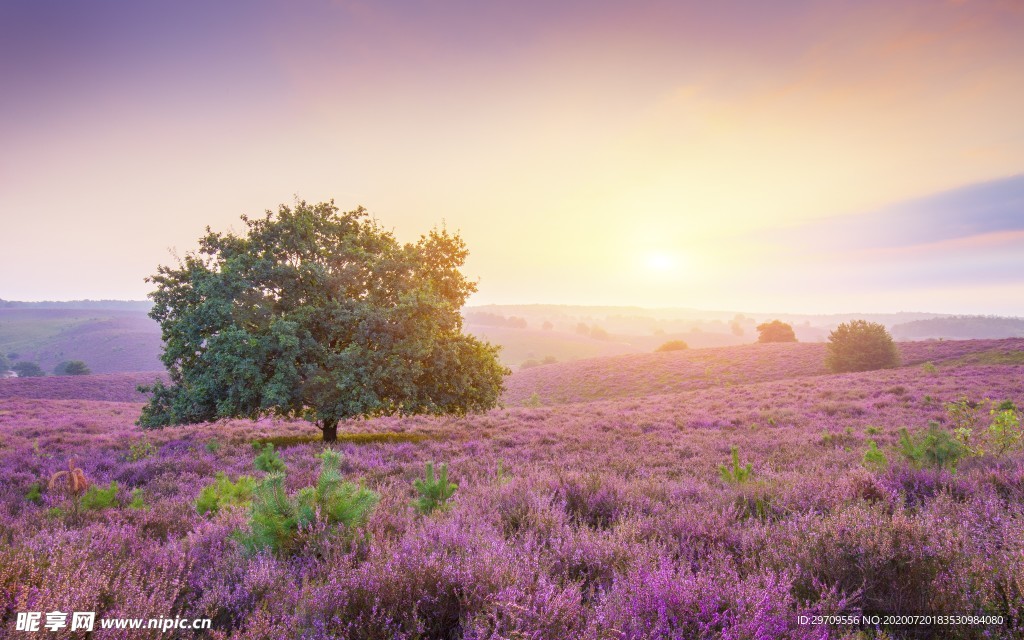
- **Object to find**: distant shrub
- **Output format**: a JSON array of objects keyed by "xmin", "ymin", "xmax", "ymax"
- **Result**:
[
  {"xmin": 238, "ymin": 450, "xmax": 378, "ymax": 555},
  {"xmin": 195, "ymin": 472, "xmax": 257, "ymax": 516},
  {"xmin": 862, "ymin": 440, "xmax": 888, "ymax": 472},
  {"xmin": 254, "ymin": 443, "xmax": 286, "ymax": 473},
  {"xmin": 656, "ymin": 340, "xmax": 688, "ymax": 352},
  {"xmin": 413, "ymin": 462, "xmax": 458, "ymax": 515},
  {"xmin": 520, "ymin": 359, "xmax": 540, "ymax": 369},
  {"xmin": 541, "ymin": 355, "xmax": 558, "ymax": 365},
  {"xmin": 204, "ymin": 439, "xmax": 221, "ymax": 454},
  {"xmin": 590, "ymin": 326, "xmax": 609, "ymax": 340},
  {"xmin": 126, "ymin": 440, "xmax": 157, "ymax": 462},
  {"xmin": 719, "ymin": 446, "xmax": 752, "ymax": 484},
  {"xmin": 55, "ymin": 360, "xmax": 91, "ymax": 376},
  {"xmin": 526, "ymin": 392, "xmax": 542, "ymax": 407},
  {"xmin": 12, "ymin": 361, "xmax": 45, "ymax": 377},
  {"xmin": 921, "ymin": 361, "xmax": 938, "ymax": 374},
  {"xmin": 541, "ymin": 321, "xmax": 553, "ymax": 330},
  {"xmin": 756, "ymin": 320, "xmax": 797, "ymax": 343},
  {"xmin": 865, "ymin": 426, "xmax": 881, "ymax": 435},
  {"xmin": 898, "ymin": 424, "xmax": 967, "ymax": 471},
  {"xmin": 0, "ymin": 353, "xmax": 9, "ymax": 373},
  {"xmin": 80, "ymin": 481, "xmax": 119, "ymax": 511},
  {"xmin": 825, "ymin": 320, "xmax": 899, "ymax": 373}
]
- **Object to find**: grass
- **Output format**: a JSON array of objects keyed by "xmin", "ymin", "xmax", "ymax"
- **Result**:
[
  {"xmin": 249, "ymin": 431, "xmax": 432, "ymax": 448},
  {"xmin": 943, "ymin": 350, "xmax": 1024, "ymax": 366}
]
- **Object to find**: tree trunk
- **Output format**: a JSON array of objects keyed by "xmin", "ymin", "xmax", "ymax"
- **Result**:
[{"xmin": 321, "ymin": 419, "xmax": 338, "ymax": 443}]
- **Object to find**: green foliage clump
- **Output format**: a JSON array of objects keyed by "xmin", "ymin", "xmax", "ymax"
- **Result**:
[
  {"xmin": 12, "ymin": 361, "xmax": 45, "ymax": 377},
  {"xmin": 55, "ymin": 360, "xmax": 91, "ymax": 375},
  {"xmin": 128, "ymin": 488, "xmax": 149, "ymax": 511},
  {"xmin": 135, "ymin": 200, "xmax": 509, "ymax": 442},
  {"xmin": 413, "ymin": 462, "xmax": 458, "ymax": 515},
  {"xmin": 126, "ymin": 440, "xmax": 157, "ymax": 462},
  {"xmin": 825, "ymin": 320, "xmax": 900, "ymax": 373},
  {"xmin": 862, "ymin": 440, "xmax": 888, "ymax": 472},
  {"xmin": 196, "ymin": 473, "xmax": 257, "ymax": 516},
  {"xmin": 238, "ymin": 450, "xmax": 378, "ymax": 555},
  {"xmin": 719, "ymin": 446, "xmax": 752, "ymax": 484},
  {"xmin": 947, "ymin": 397, "xmax": 1023, "ymax": 457},
  {"xmin": 897, "ymin": 424, "xmax": 967, "ymax": 471},
  {"xmin": 656, "ymin": 340, "xmax": 688, "ymax": 352},
  {"xmin": 921, "ymin": 361, "xmax": 938, "ymax": 374},
  {"xmin": 80, "ymin": 481, "xmax": 119, "ymax": 511},
  {"xmin": 24, "ymin": 482, "xmax": 42, "ymax": 504},
  {"xmin": 254, "ymin": 443, "xmax": 286, "ymax": 473},
  {"xmin": 205, "ymin": 439, "xmax": 221, "ymax": 454},
  {"xmin": 756, "ymin": 320, "xmax": 797, "ymax": 343}
]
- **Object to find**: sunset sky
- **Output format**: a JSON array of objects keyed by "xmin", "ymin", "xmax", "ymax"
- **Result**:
[{"xmin": 2, "ymin": 0, "xmax": 1023, "ymax": 314}]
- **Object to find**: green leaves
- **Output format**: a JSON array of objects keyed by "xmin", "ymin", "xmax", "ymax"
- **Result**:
[
  {"xmin": 138, "ymin": 200, "xmax": 509, "ymax": 440},
  {"xmin": 825, "ymin": 320, "xmax": 900, "ymax": 373}
]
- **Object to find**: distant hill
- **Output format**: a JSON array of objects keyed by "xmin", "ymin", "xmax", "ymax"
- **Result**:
[
  {"xmin": 891, "ymin": 316, "xmax": 1024, "ymax": 340},
  {"xmin": 0, "ymin": 307, "xmax": 162, "ymax": 374}
]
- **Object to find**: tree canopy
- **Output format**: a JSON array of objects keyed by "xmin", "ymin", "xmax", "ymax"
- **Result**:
[
  {"xmin": 756, "ymin": 320, "xmax": 797, "ymax": 343},
  {"xmin": 825, "ymin": 320, "xmax": 900, "ymax": 373},
  {"xmin": 55, "ymin": 360, "xmax": 91, "ymax": 375},
  {"xmin": 137, "ymin": 200, "xmax": 509, "ymax": 441}
]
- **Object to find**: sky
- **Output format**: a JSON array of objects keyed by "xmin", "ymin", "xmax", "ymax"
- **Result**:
[{"xmin": 1, "ymin": 0, "xmax": 1023, "ymax": 314}]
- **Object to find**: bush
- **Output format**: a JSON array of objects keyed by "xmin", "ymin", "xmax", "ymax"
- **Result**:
[
  {"xmin": 238, "ymin": 450, "xmax": 378, "ymax": 555},
  {"xmin": 195, "ymin": 472, "xmax": 257, "ymax": 516},
  {"xmin": 80, "ymin": 481, "xmax": 119, "ymax": 511},
  {"xmin": 947, "ymin": 397, "xmax": 1023, "ymax": 457},
  {"xmin": 413, "ymin": 462, "xmax": 458, "ymax": 515},
  {"xmin": 898, "ymin": 424, "xmax": 967, "ymax": 471},
  {"xmin": 126, "ymin": 440, "xmax": 157, "ymax": 462},
  {"xmin": 254, "ymin": 443, "xmax": 286, "ymax": 473},
  {"xmin": 12, "ymin": 362, "xmax": 45, "ymax": 377},
  {"xmin": 825, "ymin": 320, "xmax": 899, "ymax": 372},
  {"xmin": 55, "ymin": 360, "xmax": 91, "ymax": 376},
  {"xmin": 656, "ymin": 340, "xmax": 688, "ymax": 352},
  {"xmin": 756, "ymin": 320, "xmax": 797, "ymax": 343}
]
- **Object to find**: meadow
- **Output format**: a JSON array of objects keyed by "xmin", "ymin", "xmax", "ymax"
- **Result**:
[{"xmin": 1, "ymin": 339, "xmax": 1023, "ymax": 639}]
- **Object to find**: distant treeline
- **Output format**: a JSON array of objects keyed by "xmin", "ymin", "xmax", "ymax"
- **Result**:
[
  {"xmin": 463, "ymin": 312, "xmax": 528, "ymax": 329},
  {"xmin": 0, "ymin": 299, "xmax": 152, "ymax": 311},
  {"xmin": 892, "ymin": 316, "xmax": 1024, "ymax": 340}
]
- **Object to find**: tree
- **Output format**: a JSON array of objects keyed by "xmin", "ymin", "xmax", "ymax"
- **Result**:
[
  {"xmin": 12, "ymin": 361, "xmax": 45, "ymax": 377},
  {"xmin": 55, "ymin": 360, "xmax": 91, "ymax": 375},
  {"xmin": 656, "ymin": 339, "xmax": 688, "ymax": 352},
  {"xmin": 0, "ymin": 353, "xmax": 10, "ymax": 373},
  {"xmin": 137, "ymin": 200, "xmax": 510, "ymax": 442},
  {"xmin": 756, "ymin": 320, "xmax": 797, "ymax": 343},
  {"xmin": 825, "ymin": 320, "xmax": 899, "ymax": 373}
]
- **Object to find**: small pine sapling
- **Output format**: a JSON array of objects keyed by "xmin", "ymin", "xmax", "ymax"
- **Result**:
[
  {"xmin": 414, "ymin": 462, "xmax": 458, "ymax": 514},
  {"xmin": 254, "ymin": 443, "xmax": 286, "ymax": 473},
  {"xmin": 79, "ymin": 481, "xmax": 119, "ymax": 511},
  {"xmin": 719, "ymin": 446, "xmax": 752, "ymax": 484},
  {"xmin": 862, "ymin": 440, "xmax": 888, "ymax": 472},
  {"xmin": 128, "ymin": 488, "xmax": 149, "ymax": 511}
]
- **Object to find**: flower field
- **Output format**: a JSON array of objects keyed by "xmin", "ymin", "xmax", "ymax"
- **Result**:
[{"xmin": 1, "ymin": 340, "xmax": 1023, "ymax": 639}]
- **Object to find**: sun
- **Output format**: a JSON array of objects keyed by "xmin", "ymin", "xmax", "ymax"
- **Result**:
[{"xmin": 645, "ymin": 251, "xmax": 678, "ymax": 272}]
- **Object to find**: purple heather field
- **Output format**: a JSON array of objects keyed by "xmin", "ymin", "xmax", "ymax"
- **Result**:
[{"xmin": 2, "ymin": 340, "xmax": 1024, "ymax": 639}]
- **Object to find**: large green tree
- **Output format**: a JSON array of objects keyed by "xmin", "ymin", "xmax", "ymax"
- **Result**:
[
  {"xmin": 825, "ymin": 320, "xmax": 900, "ymax": 373},
  {"xmin": 756, "ymin": 320, "xmax": 797, "ymax": 343},
  {"xmin": 138, "ymin": 200, "xmax": 509, "ymax": 441}
]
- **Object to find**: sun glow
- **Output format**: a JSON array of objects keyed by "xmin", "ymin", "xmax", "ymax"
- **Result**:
[{"xmin": 645, "ymin": 251, "xmax": 679, "ymax": 273}]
